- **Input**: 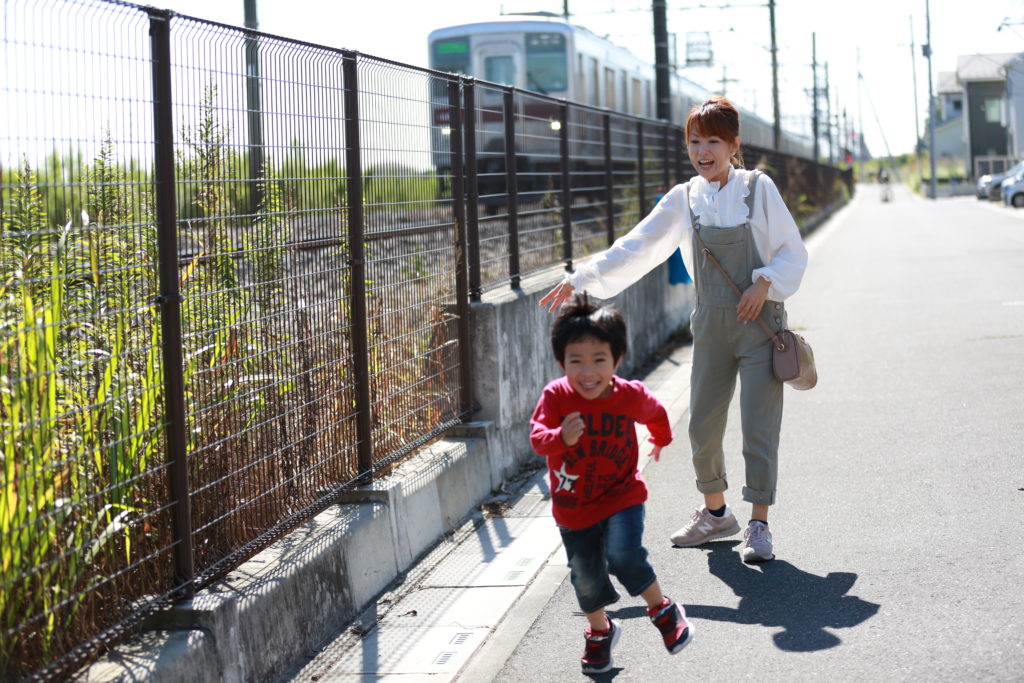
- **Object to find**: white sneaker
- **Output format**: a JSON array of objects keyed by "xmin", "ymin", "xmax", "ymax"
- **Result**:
[
  {"xmin": 741, "ymin": 520, "xmax": 774, "ymax": 563},
  {"xmin": 670, "ymin": 505, "xmax": 741, "ymax": 547}
]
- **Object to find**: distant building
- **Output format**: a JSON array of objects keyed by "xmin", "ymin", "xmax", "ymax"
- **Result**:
[
  {"xmin": 956, "ymin": 52, "xmax": 1019, "ymax": 177},
  {"xmin": 931, "ymin": 71, "xmax": 966, "ymax": 167},
  {"xmin": 1005, "ymin": 54, "xmax": 1024, "ymax": 162}
]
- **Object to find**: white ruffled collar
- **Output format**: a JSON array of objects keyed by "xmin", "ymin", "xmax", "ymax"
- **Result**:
[{"xmin": 688, "ymin": 166, "xmax": 751, "ymax": 222}]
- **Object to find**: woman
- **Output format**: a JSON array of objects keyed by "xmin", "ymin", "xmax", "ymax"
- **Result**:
[{"xmin": 540, "ymin": 96, "xmax": 808, "ymax": 563}]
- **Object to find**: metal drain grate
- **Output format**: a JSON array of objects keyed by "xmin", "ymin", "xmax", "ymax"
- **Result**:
[{"xmin": 433, "ymin": 652, "xmax": 455, "ymax": 666}]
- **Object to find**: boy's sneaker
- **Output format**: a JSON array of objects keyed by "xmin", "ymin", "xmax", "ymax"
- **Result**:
[
  {"xmin": 581, "ymin": 618, "xmax": 621, "ymax": 674},
  {"xmin": 741, "ymin": 520, "xmax": 775, "ymax": 563},
  {"xmin": 648, "ymin": 597, "xmax": 694, "ymax": 654},
  {"xmin": 670, "ymin": 505, "xmax": 741, "ymax": 546}
]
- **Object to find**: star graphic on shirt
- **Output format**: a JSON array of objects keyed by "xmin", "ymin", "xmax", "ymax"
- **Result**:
[{"xmin": 552, "ymin": 463, "xmax": 579, "ymax": 493}]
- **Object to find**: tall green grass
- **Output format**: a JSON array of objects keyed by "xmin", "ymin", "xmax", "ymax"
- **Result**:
[{"xmin": 1, "ymin": 147, "xmax": 166, "ymax": 675}]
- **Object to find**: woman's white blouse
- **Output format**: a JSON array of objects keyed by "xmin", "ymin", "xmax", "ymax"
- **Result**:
[{"xmin": 567, "ymin": 166, "xmax": 808, "ymax": 302}]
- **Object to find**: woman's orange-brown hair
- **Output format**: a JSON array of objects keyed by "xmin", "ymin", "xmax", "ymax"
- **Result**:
[{"xmin": 685, "ymin": 95, "xmax": 744, "ymax": 167}]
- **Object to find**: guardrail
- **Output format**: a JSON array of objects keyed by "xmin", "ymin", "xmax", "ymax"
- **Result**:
[{"xmin": 0, "ymin": 0, "xmax": 850, "ymax": 678}]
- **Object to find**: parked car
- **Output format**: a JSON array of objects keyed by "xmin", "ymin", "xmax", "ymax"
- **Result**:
[
  {"xmin": 977, "ymin": 172, "xmax": 1003, "ymax": 198},
  {"xmin": 1002, "ymin": 174, "xmax": 1024, "ymax": 207},
  {"xmin": 978, "ymin": 161, "xmax": 1024, "ymax": 200}
]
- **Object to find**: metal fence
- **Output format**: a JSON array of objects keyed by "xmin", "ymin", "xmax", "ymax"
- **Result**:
[{"xmin": 0, "ymin": 0, "xmax": 850, "ymax": 679}]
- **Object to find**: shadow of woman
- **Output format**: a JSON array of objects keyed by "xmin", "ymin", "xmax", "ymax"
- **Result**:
[{"xmin": 683, "ymin": 542, "xmax": 880, "ymax": 652}]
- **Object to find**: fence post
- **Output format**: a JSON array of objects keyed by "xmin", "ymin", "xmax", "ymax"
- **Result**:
[
  {"xmin": 147, "ymin": 8, "xmax": 193, "ymax": 598},
  {"xmin": 462, "ymin": 80, "xmax": 481, "ymax": 302},
  {"xmin": 448, "ymin": 80, "xmax": 473, "ymax": 416},
  {"xmin": 662, "ymin": 124, "xmax": 670, "ymax": 192},
  {"xmin": 342, "ymin": 51, "xmax": 373, "ymax": 482},
  {"xmin": 560, "ymin": 102, "xmax": 572, "ymax": 269},
  {"xmin": 637, "ymin": 120, "xmax": 647, "ymax": 218},
  {"xmin": 503, "ymin": 89, "xmax": 520, "ymax": 289},
  {"xmin": 675, "ymin": 127, "xmax": 686, "ymax": 183},
  {"xmin": 603, "ymin": 113, "xmax": 614, "ymax": 246}
]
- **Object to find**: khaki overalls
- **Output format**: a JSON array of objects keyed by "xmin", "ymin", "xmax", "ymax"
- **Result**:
[{"xmin": 687, "ymin": 170, "xmax": 786, "ymax": 506}]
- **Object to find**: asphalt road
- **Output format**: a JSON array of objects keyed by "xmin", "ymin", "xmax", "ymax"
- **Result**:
[{"xmin": 489, "ymin": 185, "xmax": 1024, "ymax": 681}]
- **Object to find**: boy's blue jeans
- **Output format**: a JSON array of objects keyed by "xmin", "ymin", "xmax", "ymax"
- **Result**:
[{"xmin": 558, "ymin": 504, "xmax": 657, "ymax": 615}]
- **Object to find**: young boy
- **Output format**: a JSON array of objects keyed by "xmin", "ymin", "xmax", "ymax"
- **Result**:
[{"xmin": 530, "ymin": 294, "xmax": 693, "ymax": 674}]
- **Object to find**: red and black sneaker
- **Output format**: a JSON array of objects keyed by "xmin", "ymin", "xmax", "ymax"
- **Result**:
[
  {"xmin": 649, "ymin": 597, "xmax": 694, "ymax": 654},
  {"xmin": 581, "ymin": 618, "xmax": 621, "ymax": 674}
]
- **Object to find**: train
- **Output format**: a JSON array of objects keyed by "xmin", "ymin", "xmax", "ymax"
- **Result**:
[{"xmin": 427, "ymin": 15, "xmax": 813, "ymax": 206}]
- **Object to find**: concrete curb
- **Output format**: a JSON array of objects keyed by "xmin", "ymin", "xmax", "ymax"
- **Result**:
[{"xmin": 75, "ymin": 433, "xmax": 496, "ymax": 683}]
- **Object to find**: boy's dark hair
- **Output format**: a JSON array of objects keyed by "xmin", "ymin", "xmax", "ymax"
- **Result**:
[{"xmin": 551, "ymin": 292, "xmax": 628, "ymax": 364}]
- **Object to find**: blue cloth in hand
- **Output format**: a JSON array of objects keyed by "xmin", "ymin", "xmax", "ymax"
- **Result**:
[{"xmin": 668, "ymin": 248, "xmax": 691, "ymax": 284}]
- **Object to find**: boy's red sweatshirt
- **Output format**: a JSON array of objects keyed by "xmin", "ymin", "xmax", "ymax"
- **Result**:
[{"xmin": 529, "ymin": 375, "xmax": 673, "ymax": 529}]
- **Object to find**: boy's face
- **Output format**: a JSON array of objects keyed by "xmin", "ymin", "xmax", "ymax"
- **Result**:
[{"xmin": 558, "ymin": 336, "xmax": 621, "ymax": 401}]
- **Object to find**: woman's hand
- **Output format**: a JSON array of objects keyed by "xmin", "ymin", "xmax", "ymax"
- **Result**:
[
  {"xmin": 648, "ymin": 444, "xmax": 662, "ymax": 462},
  {"xmin": 539, "ymin": 281, "xmax": 575, "ymax": 313},
  {"xmin": 737, "ymin": 276, "xmax": 770, "ymax": 323}
]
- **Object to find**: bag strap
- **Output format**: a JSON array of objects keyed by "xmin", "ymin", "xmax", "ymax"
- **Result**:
[{"xmin": 692, "ymin": 171, "xmax": 786, "ymax": 351}]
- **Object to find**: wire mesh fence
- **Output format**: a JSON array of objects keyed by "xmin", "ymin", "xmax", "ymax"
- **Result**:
[{"xmin": 1, "ymin": 0, "xmax": 851, "ymax": 678}]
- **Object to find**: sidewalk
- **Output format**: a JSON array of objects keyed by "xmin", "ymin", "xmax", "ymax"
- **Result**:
[{"xmin": 491, "ymin": 185, "xmax": 1024, "ymax": 681}]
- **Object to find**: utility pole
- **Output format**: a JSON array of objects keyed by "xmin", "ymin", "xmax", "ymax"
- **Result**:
[
  {"xmin": 925, "ymin": 0, "xmax": 937, "ymax": 199},
  {"xmin": 856, "ymin": 47, "xmax": 865, "ymax": 181},
  {"xmin": 769, "ymin": 0, "xmax": 781, "ymax": 150},
  {"xmin": 244, "ymin": 0, "xmax": 264, "ymax": 215},
  {"xmin": 653, "ymin": 0, "xmax": 671, "ymax": 120},
  {"xmin": 811, "ymin": 33, "xmax": 820, "ymax": 162},
  {"xmin": 719, "ymin": 64, "xmax": 738, "ymax": 96},
  {"xmin": 825, "ymin": 62, "xmax": 833, "ymax": 165},
  {"xmin": 843, "ymin": 107, "xmax": 850, "ymax": 164},
  {"xmin": 910, "ymin": 15, "xmax": 922, "ymax": 177},
  {"xmin": 563, "ymin": 1, "xmax": 569, "ymax": 20}
]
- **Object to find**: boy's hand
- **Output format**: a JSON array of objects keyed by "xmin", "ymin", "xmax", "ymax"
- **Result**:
[
  {"xmin": 737, "ymin": 276, "xmax": 770, "ymax": 323},
  {"xmin": 648, "ymin": 444, "xmax": 663, "ymax": 461},
  {"xmin": 560, "ymin": 411, "xmax": 585, "ymax": 446}
]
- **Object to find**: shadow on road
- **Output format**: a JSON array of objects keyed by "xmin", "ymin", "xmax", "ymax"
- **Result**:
[{"xmin": 682, "ymin": 542, "xmax": 880, "ymax": 652}]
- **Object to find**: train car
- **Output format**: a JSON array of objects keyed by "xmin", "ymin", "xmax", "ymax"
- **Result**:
[{"xmin": 427, "ymin": 15, "xmax": 812, "ymax": 204}]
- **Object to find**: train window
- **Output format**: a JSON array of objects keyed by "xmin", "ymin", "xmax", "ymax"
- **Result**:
[
  {"xmin": 577, "ymin": 54, "xmax": 586, "ymax": 102},
  {"xmin": 589, "ymin": 57, "xmax": 599, "ymax": 106},
  {"xmin": 485, "ymin": 56, "xmax": 516, "ymax": 87},
  {"xmin": 525, "ymin": 33, "xmax": 567, "ymax": 93},
  {"xmin": 604, "ymin": 67, "xmax": 616, "ymax": 109},
  {"xmin": 631, "ymin": 78, "xmax": 642, "ymax": 116},
  {"xmin": 431, "ymin": 37, "xmax": 470, "ymax": 74}
]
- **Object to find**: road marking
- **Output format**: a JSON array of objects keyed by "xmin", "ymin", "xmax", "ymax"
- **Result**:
[{"xmin": 979, "ymin": 200, "xmax": 1024, "ymax": 220}]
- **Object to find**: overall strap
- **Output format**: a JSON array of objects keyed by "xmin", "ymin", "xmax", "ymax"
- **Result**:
[
  {"xmin": 743, "ymin": 169, "xmax": 761, "ymax": 219},
  {"xmin": 685, "ymin": 181, "xmax": 697, "ymax": 227}
]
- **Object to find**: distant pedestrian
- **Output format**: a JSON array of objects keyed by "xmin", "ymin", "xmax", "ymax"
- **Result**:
[
  {"xmin": 879, "ymin": 167, "xmax": 893, "ymax": 202},
  {"xmin": 530, "ymin": 294, "xmax": 693, "ymax": 675},
  {"xmin": 541, "ymin": 95, "xmax": 809, "ymax": 564}
]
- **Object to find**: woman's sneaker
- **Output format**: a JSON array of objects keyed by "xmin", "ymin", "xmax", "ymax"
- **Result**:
[
  {"xmin": 648, "ymin": 597, "xmax": 694, "ymax": 654},
  {"xmin": 581, "ymin": 618, "xmax": 620, "ymax": 674},
  {"xmin": 670, "ymin": 505, "xmax": 741, "ymax": 546},
  {"xmin": 741, "ymin": 520, "xmax": 775, "ymax": 563}
]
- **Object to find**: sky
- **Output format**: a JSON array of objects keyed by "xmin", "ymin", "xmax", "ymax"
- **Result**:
[{"xmin": 148, "ymin": 0, "xmax": 1024, "ymax": 158}]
